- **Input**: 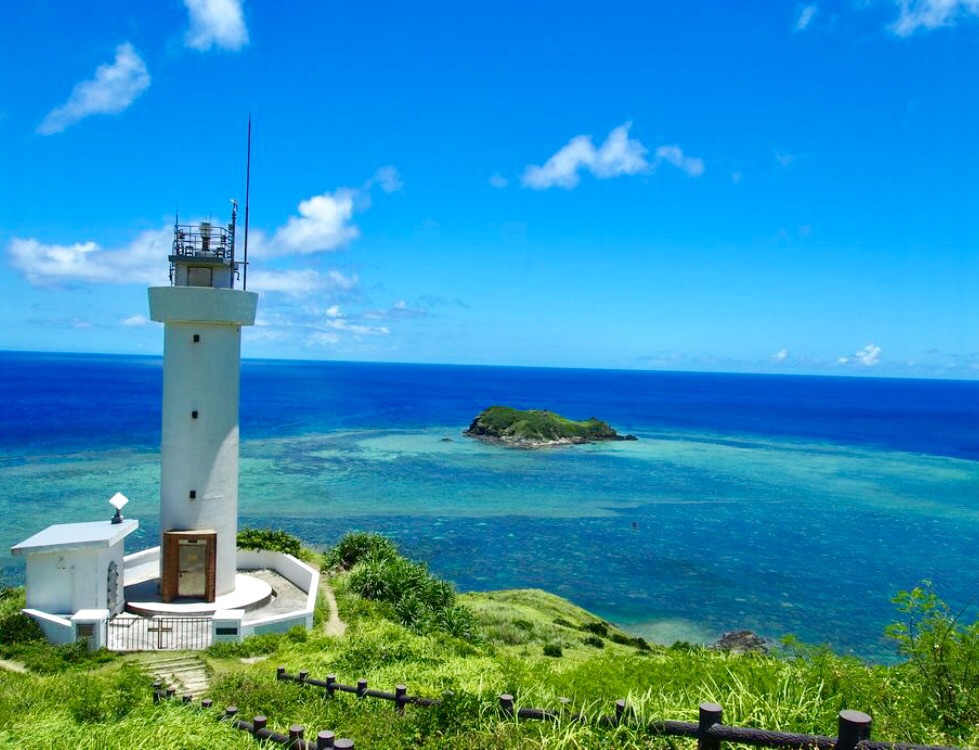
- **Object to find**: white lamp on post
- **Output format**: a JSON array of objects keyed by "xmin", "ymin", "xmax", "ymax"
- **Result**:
[{"xmin": 109, "ymin": 492, "xmax": 129, "ymax": 524}]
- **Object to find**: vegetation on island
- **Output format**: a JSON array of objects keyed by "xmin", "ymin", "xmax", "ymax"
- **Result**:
[
  {"xmin": 464, "ymin": 405, "xmax": 637, "ymax": 447},
  {"xmin": 3, "ymin": 535, "xmax": 979, "ymax": 748}
]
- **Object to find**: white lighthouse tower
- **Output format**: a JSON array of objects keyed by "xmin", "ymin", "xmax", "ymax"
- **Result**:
[{"xmin": 148, "ymin": 206, "xmax": 257, "ymax": 602}]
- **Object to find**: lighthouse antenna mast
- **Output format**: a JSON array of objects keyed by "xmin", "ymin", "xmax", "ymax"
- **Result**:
[{"xmin": 243, "ymin": 115, "xmax": 252, "ymax": 291}]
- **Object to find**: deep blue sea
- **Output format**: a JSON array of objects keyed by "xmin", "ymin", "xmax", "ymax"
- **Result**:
[{"xmin": 2, "ymin": 350, "xmax": 978, "ymax": 660}]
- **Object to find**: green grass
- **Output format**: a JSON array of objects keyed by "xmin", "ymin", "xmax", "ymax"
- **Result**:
[{"xmin": 3, "ymin": 535, "xmax": 979, "ymax": 749}]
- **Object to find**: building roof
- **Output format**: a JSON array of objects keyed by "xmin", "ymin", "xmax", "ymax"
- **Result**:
[{"xmin": 11, "ymin": 519, "xmax": 139, "ymax": 555}]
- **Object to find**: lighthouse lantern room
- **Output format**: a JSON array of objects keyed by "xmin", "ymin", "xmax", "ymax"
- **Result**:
[{"xmin": 148, "ymin": 203, "xmax": 258, "ymax": 602}]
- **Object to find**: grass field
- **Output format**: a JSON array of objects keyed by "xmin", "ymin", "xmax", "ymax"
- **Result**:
[{"xmin": 1, "ymin": 534, "xmax": 977, "ymax": 749}]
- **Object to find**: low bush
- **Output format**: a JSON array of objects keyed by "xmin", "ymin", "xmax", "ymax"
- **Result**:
[
  {"xmin": 886, "ymin": 582, "xmax": 979, "ymax": 731},
  {"xmin": 237, "ymin": 527, "xmax": 303, "ymax": 557},
  {"xmin": 583, "ymin": 621, "xmax": 609, "ymax": 638},
  {"xmin": 543, "ymin": 643, "xmax": 563, "ymax": 658},
  {"xmin": 323, "ymin": 531, "xmax": 399, "ymax": 571},
  {"xmin": 583, "ymin": 634, "xmax": 605, "ymax": 649},
  {"xmin": 206, "ymin": 632, "xmax": 285, "ymax": 658},
  {"xmin": 340, "ymin": 534, "xmax": 478, "ymax": 640}
]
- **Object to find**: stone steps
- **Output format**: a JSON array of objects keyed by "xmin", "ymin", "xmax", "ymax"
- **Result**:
[{"xmin": 137, "ymin": 653, "xmax": 211, "ymax": 699}]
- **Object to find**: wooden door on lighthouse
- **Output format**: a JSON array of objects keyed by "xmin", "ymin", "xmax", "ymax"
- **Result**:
[{"xmin": 162, "ymin": 530, "xmax": 216, "ymax": 602}]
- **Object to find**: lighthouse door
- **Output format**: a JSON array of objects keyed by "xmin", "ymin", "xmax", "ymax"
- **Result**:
[
  {"xmin": 162, "ymin": 531, "xmax": 217, "ymax": 602},
  {"xmin": 178, "ymin": 539, "xmax": 207, "ymax": 598}
]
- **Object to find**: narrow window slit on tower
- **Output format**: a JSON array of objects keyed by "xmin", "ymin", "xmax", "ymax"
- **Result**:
[
  {"xmin": 192, "ymin": 410, "xmax": 198, "ymax": 419},
  {"xmin": 189, "ymin": 490, "xmax": 197, "ymax": 499},
  {"xmin": 193, "ymin": 334, "xmax": 200, "ymax": 343}
]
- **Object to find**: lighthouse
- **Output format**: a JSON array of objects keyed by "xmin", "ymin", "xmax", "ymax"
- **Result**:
[{"xmin": 148, "ymin": 205, "xmax": 257, "ymax": 602}]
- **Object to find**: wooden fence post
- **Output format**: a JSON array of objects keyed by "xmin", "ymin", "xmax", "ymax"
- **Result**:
[
  {"xmin": 615, "ymin": 699, "xmax": 627, "ymax": 725},
  {"xmin": 253, "ymin": 716, "xmax": 267, "ymax": 736},
  {"xmin": 276, "ymin": 666, "xmax": 286, "ymax": 681},
  {"xmin": 837, "ymin": 710, "xmax": 872, "ymax": 750},
  {"xmin": 182, "ymin": 694, "xmax": 192, "ymax": 703},
  {"xmin": 289, "ymin": 725, "xmax": 305, "ymax": 745},
  {"xmin": 395, "ymin": 684, "xmax": 407, "ymax": 715},
  {"xmin": 357, "ymin": 679, "xmax": 368, "ymax": 697},
  {"xmin": 166, "ymin": 687, "xmax": 176, "ymax": 699},
  {"xmin": 500, "ymin": 694, "xmax": 515, "ymax": 718},
  {"xmin": 201, "ymin": 699, "xmax": 213, "ymax": 710},
  {"xmin": 316, "ymin": 730, "xmax": 335, "ymax": 749},
  {"xmin": 225, "ymin": 706, "xmax": 238, "ymax": 719},
  {"xmin": 326, "ymin": 674, "xmax": 337, "ymax": 697},
  {"xmin": 299, "ymin": 670, "xmax": 309, "ymax": 684},
  {"xmin": 334, "ymin": 740, "xmax": 354, "ymax": 749},
  {"xmin": 698, "ymin": 702, "xmax": 723, "ymax": 750}
]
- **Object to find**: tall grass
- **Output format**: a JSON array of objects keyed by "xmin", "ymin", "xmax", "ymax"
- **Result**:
[{"xmin": 4, "ymin": 536, "xmax": 979, "ymax": 749}]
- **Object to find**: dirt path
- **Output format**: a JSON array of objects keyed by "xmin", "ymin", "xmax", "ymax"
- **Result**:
[
  {"xmin": 322, "ymin": 579, "xmax": 347, "ymax": 637},
  {"xmin": 0, "ymin": 659, "xmax": 27, "ymax": 674}
]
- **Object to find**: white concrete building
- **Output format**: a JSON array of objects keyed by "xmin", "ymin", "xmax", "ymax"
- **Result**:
[{"xmin": 11, "ymin": 519, "xmax": 139, "ymax": 615}]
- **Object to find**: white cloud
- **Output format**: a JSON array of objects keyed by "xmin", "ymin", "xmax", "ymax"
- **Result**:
[
  {"xmin": 121, "ymin": 314, "xmax": 149, "ymax": 327},
  {"xmin": 654, "ymin": 145, "xmax": 705, "ymax": 177},
  {"xmin": 890, "ymin": 0, "xmax": 979, "ymax": 35},
  {"xmin": 38, "ymin": 43, "xmax": 150, "ymax": 135},
  {"xmin": 772, "ymin": 348, "xmax": 789, "ymax": 362},
  {"xmin": 325, "ymin": 304, "xmax": 342, "ymax": 318},
  {"xmin": 840, "ymin": 343, "xmax": 882, "ymax": 367},
  {"xmin": 310, "ymin": 332, "xmax": 341, "ymax": 346},
  {"xmin": 248, "ymin": 268, "xmax": 359, "ymax": 296},
  {"xmin": 363, "ymin": 300, "xmax": 427, "ymax": 320},
  {"xmin": 184, "ymin": 0, "xmax": 249, "ymax": 51},
  {"xmin": 326, "ymin": 319, "xmax": 389, "ymax": 336},
  {"xmin": 522, "ymin": 123, "xmax": 649, "ymax": 189},
  {"xmin": 368, "ymin": 166, "xmax": 403, "ymax": 193},
  {"xmin": 8, "ymin": 228, "xmax": 170, "ymax": 286},
  {"xmin": 522, "ymin": 123, "xmax": 704, "ymax": 190},
  {"xmin": 796, "ymin": 4, "xmax": 818, "ymax": 30},
  {"xmin": 489, "ymin": 173, "xmax": 509, "ymax": 189},
  {"xmin": 263, "ymin": 188, "xmax": 360, "ymax": 256},
  {"xmin": 855, "ymin": 343, "xmax": 882, "ymax": 366}
]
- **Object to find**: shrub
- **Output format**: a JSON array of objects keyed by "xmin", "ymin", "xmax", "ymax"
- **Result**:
[
  {"xmin": 323, "ymin": 531, "xmax": 399, "ymax": 571},
  {"xmin": 583, "ymin": 634, "xmax": 605, "ymax": 649},
  {"xmin": 0, "ymin": 612, "xmax": 44, "ymax": 648},
  {"xmin": 553, "ymin": 617, "xmax": 576, "ymax": 628},
  {"xmin": 345, "ymin": 544, "xmax": 477, "ymax": 640},
  {"xmin": 206, "ymin": 632, "xmax": 284, "ymax": 658},
  {"xmin": 886, "ymin": 582, "xmax": 979, "ymax": 730},
  {"xmin": 543, "ymin": 643, "xmax": 563, "ymax": 658},
  {"xmin": 237, "ymin": 528, "xmax": 303, "ymax": 557},
  {"xmin": 583, "ymin": 621, "xmax": 609, "ymax": 638}
]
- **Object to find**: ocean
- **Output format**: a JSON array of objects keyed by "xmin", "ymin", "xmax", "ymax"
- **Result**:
[{"xmin": 1, "ymin": 350, "xmax": 978, "ymax": 661}]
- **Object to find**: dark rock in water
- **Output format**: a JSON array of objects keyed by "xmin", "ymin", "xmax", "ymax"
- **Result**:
[
  {"xmin": 441, "ymin": 437, "xmax": 454, "ymax": 442},
  {"xmin": 712, "ymin": 630, "xmax": 769, "ymax": 654}
]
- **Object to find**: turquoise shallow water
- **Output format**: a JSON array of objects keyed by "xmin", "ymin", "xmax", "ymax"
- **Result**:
[
  {"xmin": 3, "ymin": 352, "xmax": 978, "ymax": 660},
  {"xmin": 3, "ymin": 420, "xmax": 978, "ymax": 661}
]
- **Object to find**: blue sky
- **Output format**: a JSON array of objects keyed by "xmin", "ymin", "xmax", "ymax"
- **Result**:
[{"xmin": 1, "ymin": 1, "xmax": 977, "ymax": 377}]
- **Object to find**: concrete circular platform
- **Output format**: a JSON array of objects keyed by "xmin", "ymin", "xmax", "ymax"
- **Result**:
[{"xmin": 125, "ymin": 573, "xmax": 273, "ymax": 616}]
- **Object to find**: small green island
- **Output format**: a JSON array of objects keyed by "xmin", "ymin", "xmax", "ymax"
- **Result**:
[{"xmin": 464, "ymin": 406, "xmax": 637, "ymax": 448}]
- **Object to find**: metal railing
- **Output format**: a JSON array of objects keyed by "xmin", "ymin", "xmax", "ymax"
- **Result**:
[
  {"xmin": 172, "ymin": 222, "xmax": 234, "ymax": 262},
  {"xmin": 108, "ymin": 614, "xmax": 212, "ymax": 651}
]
